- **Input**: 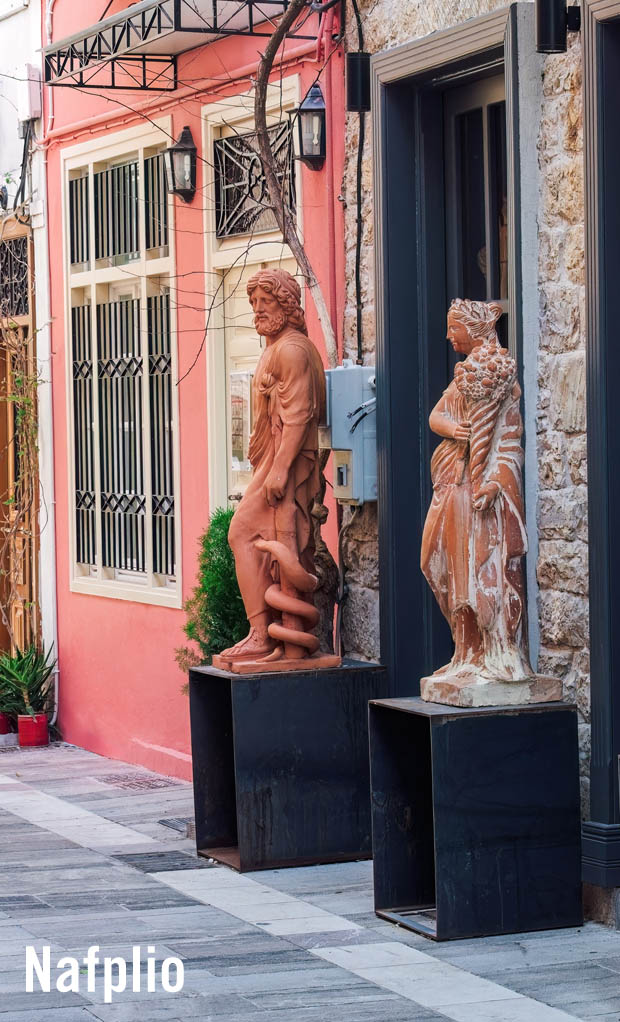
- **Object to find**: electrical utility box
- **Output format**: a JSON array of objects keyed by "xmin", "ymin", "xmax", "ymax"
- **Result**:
[{"xmin": 320, "ymin": 360, "xmax": 377, "ymax": 505}]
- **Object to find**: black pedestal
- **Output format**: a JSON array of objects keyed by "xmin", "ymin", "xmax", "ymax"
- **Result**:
[
  {"xmin": 189, "ymin": 659, "xmax": 387, "ymax": 872},
  {"xmin": 369, "ymin": 697, "xmax": 583, "ymax": 940}
]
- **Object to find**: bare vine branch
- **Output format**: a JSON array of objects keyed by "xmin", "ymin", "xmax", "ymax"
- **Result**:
[{"xmin": 254, "ymin": 0, "xmax": 339, "ymax": 368}]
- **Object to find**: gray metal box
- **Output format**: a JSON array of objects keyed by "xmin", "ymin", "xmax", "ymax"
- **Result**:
[{"xmin": 321, "ymin": 361, "xmax": 377, "ymax": 504}]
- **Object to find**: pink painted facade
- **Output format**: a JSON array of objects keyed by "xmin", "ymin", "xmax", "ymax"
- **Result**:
[{"xmin": 44, "ymin": 3, "xmax": 346, "ymax": 779}]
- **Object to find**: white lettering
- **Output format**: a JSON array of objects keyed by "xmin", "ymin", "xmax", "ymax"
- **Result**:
[
  {"xmin": 23, "ymin": 944, "xmax": 184, "ymax": 1000},
  {"xmin": 161, "ymin": 957, "xmax": 184, "ymax": 993},
  {"xmin": 146, "ymin": 945, "xmax": 156, "ymax": 993},
  {"xmin": 83, "ymin": 946, "xmax": 100, "ymax": 993},
  {"xmin": 56, "ymin": 956, "xmax": 79, "ymax": 993},
  {"xmin": 103, "ymin": 957, "xmax": 127, "ymax": 1004},
  {"xmin": 25, "ymin": 946, "xmax": 50, "ymax": 992},
  {"xmin": 132, "ymin": 944, "xmax": 141, "ymax": 992}
]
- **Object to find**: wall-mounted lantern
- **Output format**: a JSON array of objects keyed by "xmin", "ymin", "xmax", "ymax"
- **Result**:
[
  {"xmin": 295, "ymin": 84, "xmax": 326, "ymax": 170},
  {"xmin": 164, "ymin": 126, "xmax": 197, "ymax": 202},
  {"xmin": 536, "ymin": 0, "xmax": 581, "ymax": 53}
]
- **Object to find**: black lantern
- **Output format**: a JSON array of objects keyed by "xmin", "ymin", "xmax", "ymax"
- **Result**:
[
  {"xmin": 536, "ymin": 0, "xmax": 581, "ymax": 52},
  {"xmin": 295, "ymin": 84, "xmax": 326, "ymax": 170},
  {"xmin": 164, "ymin": 126, "xmax": 197, "ymax": 202}
]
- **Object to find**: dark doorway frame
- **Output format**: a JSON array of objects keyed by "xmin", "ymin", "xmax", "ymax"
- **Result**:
[
  {"xmin": 371, "ymin": 4, "xmax": 541, "ymax": 695},
  {"xmin": 582, "ymin": 0, "xmax": 620, "ymax": 887}
]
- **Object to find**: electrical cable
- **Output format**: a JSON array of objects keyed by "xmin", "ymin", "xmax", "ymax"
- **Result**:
[
  {"xmin": 13, "ymin": 121, "xmax": 32, "ymax": 212},
  {"xmin": 351, "ymin": 0, "xmax": 365, "ymax": 364},
  {"xmin": 335, "ymin": 505, "xmax": 359, "ymax": 658}
]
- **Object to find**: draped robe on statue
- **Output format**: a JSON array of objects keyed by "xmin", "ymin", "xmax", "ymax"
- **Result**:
[
  {"xmin": 228, "ymin": 330, "xmax": 325, "ymax": 620},
  {"xmin": 420, "ymin": 369, "xmax": 533, "ymax": 680}
]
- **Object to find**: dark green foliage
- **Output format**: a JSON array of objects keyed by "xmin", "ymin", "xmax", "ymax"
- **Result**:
[
  {"xmin": 0, "ymin": 645, "xmax": 56, "ymax": 717},
  {"xmin": 176, "ymin": 508, "xmax": 248, "ymax": 672}
]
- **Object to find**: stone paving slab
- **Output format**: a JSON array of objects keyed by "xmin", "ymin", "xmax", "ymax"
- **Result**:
[{"xmin": 0, "ymin": 743, "xmax": 618, "ymax": 1022}]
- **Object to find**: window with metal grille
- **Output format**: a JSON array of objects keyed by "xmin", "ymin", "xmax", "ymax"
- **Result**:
[
  {"xmin": 145, "ymin": 154, "xmax": 168, "ymax": 251},
  {"xmin": 69, "ymin": 175, "xmax": 89, "ymax": 266},
  {"xmin": 94, "ymin": 161, "xmax": 140, "ymax": 264},
  {"xmin": 97, "ymin": 296, "xmax": 145, "ymax": 573},
  {"xmin": 71, "ymin": 291, "xmax": 175, "ymax": 584},
  {"xmin": 148, "ymin": 293, "xmax": 174, "ymax": 577},
  {"xmin": 67, "ymin": 139, "xmax": 177, "ymax": 601},
  {"xmin": 0, "ymin": 237, "xmax": 29, "ymax": 318},
  {"xmin": 214, "ymin": 121, "xmax": 295, "ymax": 239},
  {"xmin": 72, "ymin": 304, "xmax": 96, "ymax": 566}
]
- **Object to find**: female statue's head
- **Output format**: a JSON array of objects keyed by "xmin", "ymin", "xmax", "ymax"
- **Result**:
[{"xmin": 447, "ymin": 298, "xmax": 503, "ymax": 354}]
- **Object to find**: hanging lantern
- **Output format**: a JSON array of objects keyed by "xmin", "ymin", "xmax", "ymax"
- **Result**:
[
  {"xmin": 295, "ymin": 84, "xmax": 326, "ymax": 170},
  {"xmin": 164, "ymin": 126, "xmax": 197, "ymax": 202}
]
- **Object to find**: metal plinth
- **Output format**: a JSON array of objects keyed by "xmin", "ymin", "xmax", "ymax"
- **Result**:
[
  {"xmin": 189, "ymin": 659, "xmax": 387, "ymax": 872},
  {"xmin": 369, "ymin": 697, "xmax": 583, "ymax": 940}
]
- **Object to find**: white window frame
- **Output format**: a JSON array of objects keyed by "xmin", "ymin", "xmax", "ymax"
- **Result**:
[
  {"xmin": 0, "ymin": 0, "xmax": 29, "ymax": 22},
  {"xmin": 62, "ymin": 118, "xmax": 182, "ymax": 607},
  {"xmin": 202, "ymin": 77, "xmax": 302, "ymax": 513}
]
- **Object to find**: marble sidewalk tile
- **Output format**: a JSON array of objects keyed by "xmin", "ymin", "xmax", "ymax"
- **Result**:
[
  {"xmin": 259, "ymin": 916, "xmax": 362, "ymax": 935},
  {"xmin": 84, "ymin": 994, "xmax": 258, "ymax": 1021},
  {"xmin": 0, "ymin": 991, "xmax": 90, "ymax": 1012},
  {"xmin": 350, "ymin": 962, "xmax": 521, "ymax": 1007},
  {"xmin": 438, "ymin": 998, "xmax": 582, "ymax": 1021},
  {"xmin": 314, "ymin": 941, "xmax": 433, "ymax": 968},
  {"xmin": 287, "ymin": 928, "xmax": 388, "ymax": 949},
  {"xmin": 0, "ymin": 1009, "xmax": 95, "ymax": 1022}
]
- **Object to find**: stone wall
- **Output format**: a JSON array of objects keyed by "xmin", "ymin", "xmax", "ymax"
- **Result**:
[
  {"xmin": 340, "ymin": 1, "xmax": 590, "ymax": 812},
  {"xmin": 340, "ymin": 0, "xmax": 515, "ymax": 663},
  {"xmin": 535, "ymin": 34, "xmax": 590, "ymax": 814}
]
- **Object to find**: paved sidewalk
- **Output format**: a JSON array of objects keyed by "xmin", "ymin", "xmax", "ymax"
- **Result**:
[{"xmin": 0, "ymin": 744, "xmax": 618, "ymax": 1021}]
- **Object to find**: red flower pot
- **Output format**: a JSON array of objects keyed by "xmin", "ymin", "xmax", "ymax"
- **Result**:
[
  {"xmin": 18, "ymin": 714, "xmax": 48, "ymax": 747},
  {"xmin": 0, "ymin": 712, "xmax": 11, "ymax": 735}
]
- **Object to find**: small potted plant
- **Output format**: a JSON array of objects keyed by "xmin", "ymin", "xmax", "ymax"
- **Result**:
[
  {"xmin": 0, "ymin": 668, "xmax": 20, "ymax": 745},
  {"xmin": 0, "ymin": 645, "xmax": 56, "ymax": 747}
]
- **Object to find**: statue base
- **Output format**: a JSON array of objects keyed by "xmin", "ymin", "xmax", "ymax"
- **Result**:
[
  {"xmin": 369, "ymin": 697, "xmax": 582, "ymax": 939},
  {"xmin": 420, "ymin": 671, "xmax": 562, "ymax": 707},
  {"xmin": 211, "ymin": 651, "xmax": 341, "ymax": 674},
  {"xmin": 188, "ymin": 659, "xmax": 387, "ymax": 871}
]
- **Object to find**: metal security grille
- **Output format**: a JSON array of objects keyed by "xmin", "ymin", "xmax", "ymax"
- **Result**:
[
  {"xmin": 96, "ymin": 297, "xmax": 145, "ymax": 572},
  {"xmin": 214, "ymin": 122, "xmax": 295, "ymax": 238},
  {"xmin": 0, "ymin": 237, "xmax": 29, "ymax": 318},
  {"xmin": 145, "ymin": 153, "xmax": 168, "ymax": 251},
  {"xmin": 94, "ymin": 161, "xmax": 139, "ymax": 262},
  {"xmin": 69, "ymin": 175, "xmax": 90, "ymax": 266},
  {"xmin": 72, "ymin": 305, "xmax": 96, "ymax": 566},
  {"xmin": 148, "ymin": 293, "xmax": 175, "ymax": 577}
]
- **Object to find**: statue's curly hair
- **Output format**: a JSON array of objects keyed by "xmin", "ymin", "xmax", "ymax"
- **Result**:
[
  {"xmin": 448, "ymin": 298, "xmax": 503, "ymax": 343},
  {"xmin": 247, "ymin": 268, "xmax": 308, "ymax": 335}
]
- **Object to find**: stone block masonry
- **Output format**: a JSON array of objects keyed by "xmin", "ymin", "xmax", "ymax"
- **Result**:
[{"xmin": 340, "ymin": 4, "xmax": 591, "ymax": 816}]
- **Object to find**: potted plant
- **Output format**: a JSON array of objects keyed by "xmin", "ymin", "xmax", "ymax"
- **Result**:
[
  {"xmin": 0, "ymin": 667, "xmax": 21, "ymax": 742},
  {"xmin": 0, "ymin": 646, "xmax": 56, "ymax": 747}
]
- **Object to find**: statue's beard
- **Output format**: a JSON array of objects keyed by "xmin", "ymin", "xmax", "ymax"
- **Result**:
[{"xmin": 254, "ymin": 309, "xmax": 287, "ymax": 337}]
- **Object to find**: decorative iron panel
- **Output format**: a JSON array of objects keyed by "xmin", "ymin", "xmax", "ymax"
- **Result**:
[
  {"xmin": 72, "ymin": 305, "xmax": 96, "ymax": 566},
  {"xmin": 69, "ymin": 175, "xmax": 90, "ymax": 266},
  {"xmin": 94, "ymin": 161, "xmax": 139, "ymax": 263},
  {"xmin": 145, "ymin": 153, "xmax": 168, "ymax": 251},
  {"xmin": 0, "ymin": 237, "xmax": 29, "ymax": 318},
  {"xmin": 96, "ymin": 297, "xmax": 145, "ymax": 572},
  {"xmin": 148, "ymin": 293, "xmax": 175, "ymax": 577},
  {"xmin": 214, "ymin": 121, "xmax": 295, "ymax": 238}
]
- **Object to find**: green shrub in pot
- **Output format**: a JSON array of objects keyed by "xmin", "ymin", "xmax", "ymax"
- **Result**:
[{"xmin": 0, "ymin": 645, "xmax": 56, "ymax": 718}]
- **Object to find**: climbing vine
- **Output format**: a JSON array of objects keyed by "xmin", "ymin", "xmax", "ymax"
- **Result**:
[{"xmin": 0, "ymin": 222, "xmax": 40, "ymax": 651}]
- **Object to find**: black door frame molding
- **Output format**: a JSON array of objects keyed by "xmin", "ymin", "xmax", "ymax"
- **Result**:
[
  {"xmin": 582, "ymin": 0, "xmax": 620, "ymax": 887},
  {"xmin": 370, "ymin": 4, "xmax": 541, "ymax": 695}
]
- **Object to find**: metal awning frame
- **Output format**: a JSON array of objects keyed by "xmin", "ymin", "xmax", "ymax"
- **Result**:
[{"xmin": 43, "ymin": 0, "xmax": 316, "ymax": 91}]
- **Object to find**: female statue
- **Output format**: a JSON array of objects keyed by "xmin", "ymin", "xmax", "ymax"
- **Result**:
[{"xmin": 420, "ymin": 298, "xmax": 538, "ymax": 696}]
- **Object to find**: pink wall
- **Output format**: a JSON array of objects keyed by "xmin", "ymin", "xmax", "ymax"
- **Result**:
[{"xmin": 45, "ymin": 7, "xmax": 346, "ymax": 779}]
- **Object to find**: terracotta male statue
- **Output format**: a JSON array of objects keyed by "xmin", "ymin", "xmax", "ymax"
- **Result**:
[
  {"xmin": 420, "ymin": 298, "xmax": 560, "ymax": 706},
  {"xmin": 212, "ymin": 268, "xmax": 340, "ymax": 675}
]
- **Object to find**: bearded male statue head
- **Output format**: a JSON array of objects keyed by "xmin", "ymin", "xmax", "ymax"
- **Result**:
[{"xmin": 212, "ymin": 268, "xmax": 341, "ymax": 674}]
